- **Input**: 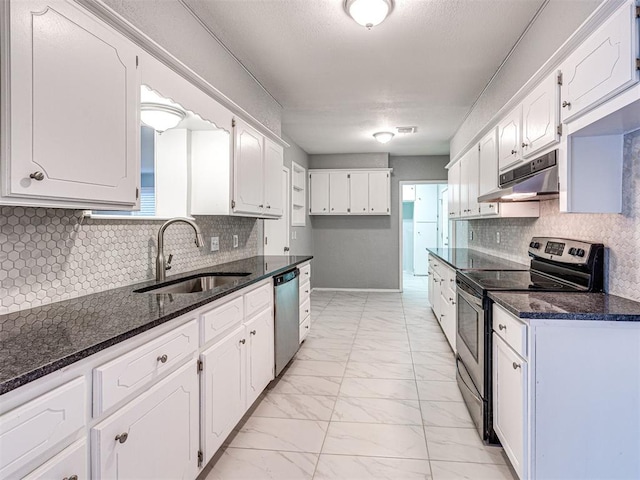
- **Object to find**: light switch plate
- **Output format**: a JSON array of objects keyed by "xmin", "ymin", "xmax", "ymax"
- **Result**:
[
  {"xmin": 210, "ymin": 236, "xmax": 219, "ymax": 252},
  {"xmin": 233, "ymin": 234, "xmax": 239, "ymax": 248}
]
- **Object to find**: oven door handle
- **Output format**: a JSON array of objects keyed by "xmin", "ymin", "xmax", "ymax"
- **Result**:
[
  {"xmin": 456, "ymin": 355, "xmax": 484, "ymax": 404},
  {"xmin": 456, "ymin": 281, "xmax": 483, "ymax": 308}
]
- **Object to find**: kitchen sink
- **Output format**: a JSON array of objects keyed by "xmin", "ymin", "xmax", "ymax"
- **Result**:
[{"xmin": 135, "ymin": 273, "xmax": 251, "ymax": 294}]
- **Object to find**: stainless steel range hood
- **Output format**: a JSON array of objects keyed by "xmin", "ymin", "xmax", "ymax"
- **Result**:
[{"xmin": 478, "ymin": 150, "xmax": 559, "ymax": 203}]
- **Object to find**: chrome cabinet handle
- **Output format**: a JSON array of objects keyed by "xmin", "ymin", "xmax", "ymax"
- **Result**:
[
  {"xmin": 305, "ymin": 309, "xmax": 309, "ymax": 313},
  {"xmin": 63, "ymin": 476, "xmax": 79, "ymax": 480},
  {"xmin": 498, "ymin": 324, "xmax": 506, "ymax": 331},
  {"xmin": 259, "ymin": 204, "xmax": 264, "ymax": 208},
  {"xmin": 305, "ymin": 290, "xmax": 309, "ymax": 293},
  {"xmin": 30, "ymin": 171, "xmax": 45, "ymax": 181},
  {"xmin": 522, "ymin": 142, "xmax": 529, "ymax": 148},
  {"xmin": 157, "ymin": 354, "xmax": 168, "ymax": 363},
  {"xmin": 266, "ymin": 205, "xmax": 271, "ymax": 209},
  {"xmin": 239, "ymin": 338, "xmax": 246, "ymax": 344},
  {"xmin": 305, "ymin": 325, "xmax": 309, "ymax": 329},
  {"xmin": 511, "ymin": 149, "xmax": 517, "ymax": 155},
  {"xmin": 513, "ymin": 362, "xmax": 521, "ymax": 370},
  {"xmin": 250, "ymin": 330, "xmax": 256, "ymax": 335},
  {"xmin": 489, "ymin": 204, "xmax": 494, "ymax": 208},
  {"xmin": 562, "ymin": 101, "xmax": 571, "ymax": 108},
  {"xmin": 115, "ymin": 432, "xmax": 129, "ymax": 444}
]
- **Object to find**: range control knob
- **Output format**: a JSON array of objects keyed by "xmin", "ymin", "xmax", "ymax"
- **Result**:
[
  {"xmin": 568, "ymin": 247, "xmax": 577, "ymax": 255},
  {"xmin": 576, "ymin": 248, "xmax": 585, "ymax": 258},
  {"xmin": 529, "ymin": 241, "xmax": 540, "ymax": 249}
]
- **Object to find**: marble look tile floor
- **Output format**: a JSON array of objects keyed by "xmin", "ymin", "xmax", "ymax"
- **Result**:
[{"xmin": 202, "ymin": 275, "xmax": 516, "ymax": 480}]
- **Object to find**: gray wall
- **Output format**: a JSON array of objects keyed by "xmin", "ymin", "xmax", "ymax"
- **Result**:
[
  {"xmin": 450, "ymin": 0, "xmax": 603, "ymax": 159},
  {"xmin": 103, "ymin": 0, "xmax": 282, "ymax": 135},
  {"xmin": 310, "ymin": 154, "xmax": 449, "ymax": 290}
]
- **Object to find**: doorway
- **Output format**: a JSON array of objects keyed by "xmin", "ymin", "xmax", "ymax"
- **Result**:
[
  {"xmin": 264, "ymin": 167, "xmax": 290, "ymax": 255},
  {"xmin": 399, "ymin": 181, "xmax": 448, "ymax": 292}
]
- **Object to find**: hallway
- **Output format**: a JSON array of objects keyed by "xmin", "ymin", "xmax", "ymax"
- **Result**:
[{"xmin": 203, "ymin": 282, "xmax": 515, "ymax": 479}]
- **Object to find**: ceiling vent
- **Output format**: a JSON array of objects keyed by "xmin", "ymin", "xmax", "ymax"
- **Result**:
[{"xmin": 396, "ymin": 126, "xmax": 417, "ymax": 134}]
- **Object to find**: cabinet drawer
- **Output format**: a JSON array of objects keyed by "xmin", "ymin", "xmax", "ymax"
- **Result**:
[
  {"xmin": 244, "ymin": 282, "xmax": 273, "ymax": 319},
  {"xmin": 299, "ymin": 263, "xmax": 311, "ymax": 284},
  {"xmin": 0, "ymin": 378, "xmax": 85, "ymax": 479},
  {"xmin": 22, "ymin": 438, "xmax": 87, "ymax": 480},
  {"xmin": 299, "ymin": 298, "xmax": 311, "ymax": 324},
  {"xmin": 202, "ymin": 296, "xmax": 244, "ymax": 346},
  {"xmin": 299, "ymin": 282, "xmax": 311, "ymax": 306},
  {"xmin": 493, "ymin": 305, "xmax": 527, "ymax": 358},
  {"xmin": 93, "ymin": 320, "xmax": 198, "ymax": 415},
  {"xmin": 299, "ymin": 316, "xmax": 311, "ymax": 343}
]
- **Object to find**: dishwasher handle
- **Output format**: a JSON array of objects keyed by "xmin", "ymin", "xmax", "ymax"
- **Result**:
[{"xmin": 274, "ymin": 268, "xmax": 299, "ymax": 286}]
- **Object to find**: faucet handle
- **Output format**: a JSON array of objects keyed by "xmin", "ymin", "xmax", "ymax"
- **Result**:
[{"xmin": 166, "ymin": 254, "xmax": 173, "ymax": 271}]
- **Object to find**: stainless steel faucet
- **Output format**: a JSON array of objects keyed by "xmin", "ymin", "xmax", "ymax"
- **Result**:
[{"xmin": 156, "ymin": 217, "xmax": 205, "ymax": 282}]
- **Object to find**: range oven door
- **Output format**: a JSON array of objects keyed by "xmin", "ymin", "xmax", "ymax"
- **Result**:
[{"xmin": 456, "ymin": 278, "xmax": 486, "ymax": 439}]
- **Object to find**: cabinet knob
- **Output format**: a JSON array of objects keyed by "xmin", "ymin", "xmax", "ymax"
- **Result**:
[
  {"xmin": 239, "ymin": 338, "xmax": 246, "ymax": 344},
  {"xmin": 250, "ymin": 330, "xmax": 256, "ymax": 335},
  {"xmin": 489, "ymin": 204, "xmax": 494, "ymax": 208},
  {"xmin": 521, "ymin": 142, "xmax": 529, "ymax": 148},
  {"xmin": 371, "ymin": 208, "xmax": 374, "ymax": 211},
  {"xmin": 562, "ymin": 101, "xmax": 571, "ymax": 108},
  {"xmin": 363, "ymin": 208, "xmax": 366, "ymax": 211},
  {"xmin": 511, "ymin": 149, "xmax": 517, "ymax": 155},
  {"xmin": 115, "ymin": 432, "xmax": 129, "ymax": 444},
  {"xmin": 29, "ymin": 171, "xmax": 45, "ymax": 181},
  {"xmin": 305, "ymin": 309, "xmax": 309, "ymax": 313},
  {"xmin": 259, "ymin": 204, "xmax": 264, "ymax": 208},
  {"xmin": 63, "ymin": 476, "xmax": 79, "ymax": 480},
  {"xmin": 305, "ymin": 325, "xmax": 309, "ymax": 329},
  {"xmin": 331, "ymin": 208, "xmax": 334, "ymax": 211},
  {"xmin": 498, "ymin": 324, "xmax": 506, "ymax": 331},
  {"xmin": 323, "ymin": 208, "xmax": 326, "ymax": 211},
  {"xmin": 305, "ymin": 290, "xmax": 309, "ymax": 293},
  {"xmin": 512, "ymin": 362, "xmax": 521, "ymax": 370},
  {"xmin": 157, "ymin": 354, "xmax": 168, "ymax": 363}
]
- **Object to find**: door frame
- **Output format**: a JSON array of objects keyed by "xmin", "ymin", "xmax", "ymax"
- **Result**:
[
  {"xmin": 264, "ymin": 166, "xmax": 290, "ymax": 255},
  {"xmin": 398, "ymin": 180, "xmax": 447, "ymax": 293}
]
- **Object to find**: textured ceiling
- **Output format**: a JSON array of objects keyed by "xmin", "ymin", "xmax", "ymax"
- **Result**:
[{"xmin": 182, "ymin": 0, "xmax": 547, "ymax": 156}]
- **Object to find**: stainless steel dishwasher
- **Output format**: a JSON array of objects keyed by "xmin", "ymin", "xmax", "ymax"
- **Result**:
[{"xmin": 274, "ymin": 268, "xmax": 300, "ymax": 376}]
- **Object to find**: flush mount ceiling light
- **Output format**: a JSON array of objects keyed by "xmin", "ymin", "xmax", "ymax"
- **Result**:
[
  {"xmin": 345, "ymin": 0, "xmax": 394, "ymax": 29},
  {"xmin": 373, "ymin": 131, "xmax": 395, "ymax": 144},
  {"xmin": 140, "ymin": 103, "xmax": 186, "ymax": 133}
]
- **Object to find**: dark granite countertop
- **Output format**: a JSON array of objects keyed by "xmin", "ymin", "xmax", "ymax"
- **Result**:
[
  {"xmin": 427, "ymin": 248, "xmax": 528, "ymax": 271},
  {"xmin": 489, "ymin": 291, "xmax": 640, "ymax": 322},
  {"xmin": 0, "ymin": 255, "xmax": 312, "ymax": 395}
]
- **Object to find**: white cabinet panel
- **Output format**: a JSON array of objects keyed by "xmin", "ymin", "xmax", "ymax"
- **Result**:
[
  {"xmin": 460, "ymin": 148, "xmax": 480, "ymax": 217},
  {"xmin": 93, "ymin": 320, "xmax": 198, "ymax": 416},
  {"xmin": 478, "ymin": 128, "xmax": 499, "ymax": 216},
  {"xmin": 91, "ymin": 362, "xmax": 199, "ymax": 480},
  {"xmin": 522, "ymin": 73, "xmax": 560, "ymax": 158},
  {"xmin": 22, "ymin": 439, "xmax": 87, "ymax": 480},
  {"xmin": 350, "ymin": 172, "xmax": 369, "ymax": 214},
  {"xmin": 299, "ymin": 316, "xmax": 311, "ymax": 343},
  {"xmin": 233, "ymin": 120, "xmax": 264, "ymax": 215},
  {"xmin": 498, "ymin": 107, "xmax": 522, "ymax": 172},
  {"xmin": 0, "ymin": 378, "xmax": 85, "ymax": 479},
  {"xmin": 201, "ymin": 296, "xmax": 244, "ymax": 347},
  {"xmin": 368, "ymin": 171, "xmax": 390, "ymax": 214},
  {"xmin": 6, "ymin": 0, "xmax": 139, "ymax": 207},
  {"xmin": 329, "ymin": 172, "xmax": 349, "ymax": 214},
  {"xmin": 447, "ymin": 161, "xmax": 460, "ymax": 219},
  {"xmin": 439, "ymin": 291, "xmax": 456, "ymax": 353},
  {"xmin": 414, "ymin": 184, "xmax": 438, "ymax": 222},
  {"xmin": 244, "ymin": 282, "xmax": 273, "ymax": 319},
  {"xmin": 245, "ymin": 308, "xmax": 275, "ymax": 407},
  {"xmin": 200, "ymin": 327, "xmax": 246, "ymax": 465},
  {"xmin": 560, "ymin": 1, "xmax": 639, "ymax": 123},
  {"xmin": 310, "ymin": 172, "xmax": 329, "ymax": 214},
  {"xmin": 264, "ymin": 139, "xmax": 284, "ymax": 216}
]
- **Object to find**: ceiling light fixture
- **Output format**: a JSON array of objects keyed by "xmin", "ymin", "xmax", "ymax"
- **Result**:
[
  {"xmin": 345, "ymin": 0, "xmax": 394, "ymax": 29},
  {"xmin": 140, "ymin": 103, "xmax": 186, "ymax": 133},
  {"xmin": 373, "ymin": 131, "xmax": 395, "ymax": 144}
]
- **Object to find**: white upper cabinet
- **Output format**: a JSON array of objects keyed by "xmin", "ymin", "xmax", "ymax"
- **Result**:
[
  {"xmin": 329, "ymin": 172, "xmax": 350, "ymax": 214},
  {"xmin": 368, "ymin": 171, "xmax": 390, "ymax": 214},
  {"xmin": 447, "ymin": 161, "xmax": 461, "ymax": 219},
  {"xmin": 478, "ymin": 128, "xmax": 499, "ymax": 216},
  {"xmin": 497, "ymin": 106, "xmax": 522, "ymax": 172},
  {"xmin": 233, "ymin": 120, "xmax": 265, "ymax": 216},
  {"xmin": 521, "ymin": 72, "xmax": 560, "ymax": 159},
  {"xmin": 264, "ymin": 139, "xmax": 284, "ymax": 217},
  {"xmin": 559, "ymin": 0, "xmax": 639, "ymax": 123},
  {"xmin": 350, "ymin": 172, "xmax": 369, "ymax": 214},
  {"xmin": 3, "ymin": 0, "xmax": 139, "ymax": 209},
  {"xmin": 309, "ymin": 172, "xmax": 330, "ymax": 214},
  {"xmin": 459, "ymin": 148, "xmax": 480, "ymax": 217}
]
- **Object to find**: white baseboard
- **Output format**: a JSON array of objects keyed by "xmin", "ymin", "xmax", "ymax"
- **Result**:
[{"xmin": 312, "ymin": 288, "xmax": 401, "ymax": 293}]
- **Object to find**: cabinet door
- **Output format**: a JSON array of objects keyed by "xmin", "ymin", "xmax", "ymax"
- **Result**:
[
  {"xmin": 493, "ymin": 334, "xmax": 526, "ymax": 479},
  {"xmin": 560, "ymin": 1, "xmax": 639, "ymax": 123},
  {"xmin": 350, "ymin": 172, "xmax": 369, "ymax": 214},
  {"xmin": 7, "ymin": 0, "xmax": 138, "ymax": 207},
  {"xmin": 414, "ymin": 223, "xmax": 437, "ymax": 275},
  {"xmin": 245, "ymin": 308, "xmax": 275, "ymax": 407},
  {"xmin": 498, "ymin": 107, "xmax": 522, "ymax": 172},
  {"xmin": 200, "ymin": 327, "xmax": 246, "ymax": 464},
  {"xmin": 264, "ymin": 139, "xmax": 283, "ymax": 217},
  {"xmin": 439, "ymin": 292, "xmax": 456, "ymax": 353},
  {"xmin": 368, "ymin": 171, "xmax": 390, "ymax": 214},
  {"xmin": 233, "ymin": 120, "xmax": 264, "ymax": 215},
  {"xmin": 22, "ymin": 439, "xmax": 87, "ymax": 480},
  {"xmin": 310, "ymin": 172, "xmax": 329, "ymax": 214},
  {"xmin": 427, "ymin": 267, "xmax": 435, "ymax": 307},
  {"xmin": 448, "ymin": 162, "xmax": 460, "ymax": 219},
  {"xmin": 478, "ymin": 129, "xmax": 499, "ymax": 216},
  {"xmin": 414, "ymin": 184, "xmax": 438, "ymax": 222},
  {"xmin": 522, "ymin": 73, "xmax": 560, "ymax": 158},
  {"xmin": 91, "ymin": 362, "xmax": 199, "ymax": 480},
  {"xmin": 460, "ymin": 149, "xmax": 479, "ymax": 217},
  {"xmin": 329, "ymin": 172, "xmax": 349, "ymax": 214}
]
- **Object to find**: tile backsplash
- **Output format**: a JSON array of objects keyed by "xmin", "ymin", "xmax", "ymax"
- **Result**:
[
  {"xmin": 0, "ymin": 211, "xmax": 258, "ymax": 314},
  {"xmin": 458, "ymin": 129, "xmax": 640, "ymax": 302}
]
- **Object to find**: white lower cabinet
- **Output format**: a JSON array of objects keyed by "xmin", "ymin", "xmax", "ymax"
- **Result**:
[
  {"xmin": 246, "ymin": 307, "xmax": 275, "ymax": 407},
  {"xmin": 428, "ymin": 254, "xmax": 456, "ymax": 353},
  {"xmin": 22, "ymin": 439, "xmax": 87, "ymax": 480},
  {"xmin": 91, "ymin": 362, "xmax": 200, "ymax": 480},
  {"xmin": 299, "ymin": 261, "xmax": 312, "ymax": 343}
]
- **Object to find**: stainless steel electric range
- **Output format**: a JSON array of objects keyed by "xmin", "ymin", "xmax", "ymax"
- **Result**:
[{"xmin": 455, "ymin": 237, "xmax": 604, "ymax": 444}]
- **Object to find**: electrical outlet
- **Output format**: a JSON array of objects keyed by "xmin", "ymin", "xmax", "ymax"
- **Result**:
[
  {"xmin": 210, "ymin": 236, "xmax": 219, "ymax": 252},
  {"xmin": 470, "ymin": 230, "xmax": 474, "ymax": 241},
  {"xmin": 496, "ymin": 232, "xmax": 501, "ymax": 244},
  {"xmin": 233, "ymin": 234, "xmax": 239, "ymax": 248}
]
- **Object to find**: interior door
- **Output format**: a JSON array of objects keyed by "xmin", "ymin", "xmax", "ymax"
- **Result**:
[
  {"xmin": 413, "ymin": 223, "xmax": 437, "ymax": 275},
  {"xmin": 414, "ymin": 184, "xmax": 438, "ymax": 222},
  {"xmin": 264, "ymin": 168, "xmax": 290, "ymax": 255}
]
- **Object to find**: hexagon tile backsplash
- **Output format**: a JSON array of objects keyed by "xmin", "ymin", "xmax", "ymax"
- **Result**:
[
  {"xmin": 0, "ymin": 213, "xmax": 258, "ymax": 314},
  {"xmin": 458, "ymin": 129, "xmax": 640, "ymax": 302}
]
